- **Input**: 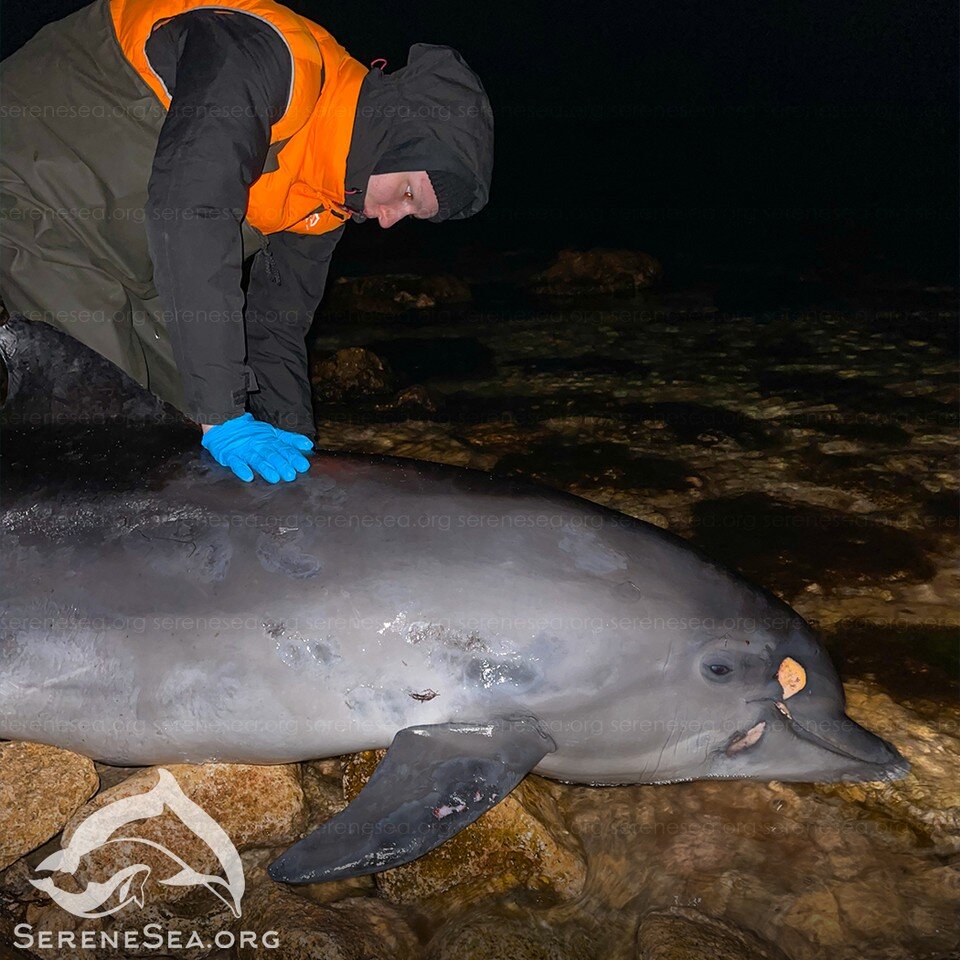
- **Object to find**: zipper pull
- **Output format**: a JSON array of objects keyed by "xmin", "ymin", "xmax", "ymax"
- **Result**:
[{"xmin": 258, "ymin": 234, "xmax": 282, "ymax": 286}]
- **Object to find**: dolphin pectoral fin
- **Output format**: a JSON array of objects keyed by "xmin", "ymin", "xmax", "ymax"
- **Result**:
[{"xmin": 268, "ymin": 715, "xmax": 556, "ymax": 884}]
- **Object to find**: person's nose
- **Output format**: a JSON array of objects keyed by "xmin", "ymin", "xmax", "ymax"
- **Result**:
[{"xmin": 377, "ymin": 205, "xmax": 406, "ymax": 229}]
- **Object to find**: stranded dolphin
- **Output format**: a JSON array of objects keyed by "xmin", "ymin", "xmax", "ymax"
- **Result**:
[{"xmin": 0, "ymin": 317, "xmax": 908, "ymax": 885}]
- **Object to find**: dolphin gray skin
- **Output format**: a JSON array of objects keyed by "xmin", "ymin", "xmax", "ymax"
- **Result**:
[{"xmin": 0, "ymin": 318, "xmax": 908, "ymax": 885}]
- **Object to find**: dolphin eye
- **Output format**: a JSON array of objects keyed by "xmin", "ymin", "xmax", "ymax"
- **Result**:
[{"xmin": 700, "ymin": 654, "xmax": 736, "ymax": 683}]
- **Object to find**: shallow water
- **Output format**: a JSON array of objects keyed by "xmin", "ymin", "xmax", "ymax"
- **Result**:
[{"xmin": 309, "ymin": 276, "xmax": 959, "ymax": 958}]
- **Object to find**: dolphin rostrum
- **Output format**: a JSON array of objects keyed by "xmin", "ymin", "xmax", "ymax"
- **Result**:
[{"xmin": 0, "ymin": 318, "xmax": 908, "ymax": 885}]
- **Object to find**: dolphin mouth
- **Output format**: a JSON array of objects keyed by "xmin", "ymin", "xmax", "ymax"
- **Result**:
[
  {"xmin": 728, "ymin": 699, "xmax": 910, "ymax": 782},
  {"xmin": 723, "ymin": 699, "xmax": 797, "ymax": 756},
  {"xmin": 784, "ymin": 714, "xmax": 908, "ymax": 779},
  {"xmin": 777, "ymin": 701, "xmax": 910, "ymax": 781}
]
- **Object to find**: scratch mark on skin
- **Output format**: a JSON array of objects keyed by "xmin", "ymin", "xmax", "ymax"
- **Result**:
[
  {"xmin": 650, "ymin": 722, "xmax": 672, "ymax": 780},
  {"xmin": 662, "ymin": 640, "xmax": 675, "ymax": 676},
  {"xmin": 138, "ymin": 530, "xmax": 198, "ymax": 558},
  {"xmin": 651, "ymin": 707, "xmax": 684, "ymax": 780}
]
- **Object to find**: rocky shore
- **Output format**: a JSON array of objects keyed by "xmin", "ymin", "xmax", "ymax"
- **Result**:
[{"xmin": 2, "ymin": 252, "xmax": 956, "ymax": 958}]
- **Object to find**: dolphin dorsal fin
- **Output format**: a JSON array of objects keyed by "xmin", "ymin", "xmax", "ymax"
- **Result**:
[{"xmin": 268, "ymin": 716, "xmax": 556, "ymax": 884}]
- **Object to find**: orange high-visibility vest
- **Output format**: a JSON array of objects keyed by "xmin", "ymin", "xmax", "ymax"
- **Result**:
[{"xmin": 110, "ymin": 0, "xmax": 368, "ymax": 236}]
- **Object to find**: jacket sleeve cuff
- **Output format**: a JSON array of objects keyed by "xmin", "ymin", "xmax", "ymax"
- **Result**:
[
  {"xmin": 184, "ymin": 367, "xmax": 260, "ymax": 425},
  {"xmin": 187, "ymin": 401, "xmax": 247, "ymax": 427}
]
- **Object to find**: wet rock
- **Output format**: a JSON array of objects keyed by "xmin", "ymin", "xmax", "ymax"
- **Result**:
[
  {"xmin": 0, "ymin": 741, "xmax": 99, "ymax": 870},
  {"xmin": 394, "ymin": 433, "xmax": 493, "ymax": 468},
  {"xmin": 623, "ymin": 401, "xmax": 776, "ymax": 450},
  {"xmin": 458, "ymin": 420, "xmax": 541, "ymax": 457},
  {"xmin": 61, "ymin": 764, "xmax": 305, "ymax": 910},
  {"xmin": 814, "ymin": 679, "xmax": 960, "ymax": 851},
  {"xmin": 375, "ymin": 385, "xmax": 439, "ymax": 414},
  {"xmin": 779, "ymin": 890, "xmax": 846, "ymax": 950},
  {"xmin": 94, "ymin": 762, "xmax": 143, "ymax": 792},
  {"xmin": 443, "ymin": 391, "xmax": 622, "ymax": 429},
  {"xmin": 329, "ymin": 273, "xmax": 471, "ymax": 314},
  {"xmin": 829, "ymin": 876, "xmax": 917, "ymax": 949},
  {"xmin": 636, "ymin": 907, "xmax": 791, "ymax": 959},
  {"xmin": 342, "ymin": 751, "xmax": 586, "ymax": 906},
  {"xmin": 300, "ymin": 759, "xmax": 347, "ymax": 827},
  {"xmin": 0, "ymin": 854, "xmax": 45, "ymax": 902},
  {"xmin": 236, "ymin": 883, "xmax": 418, "ymax": 959},
  {"xmin": 532, "ymin": 248, "xmax": 662, "ymax": 295},
  {"xmin": 311, "ymin": 347, "xmax": 392, "ymax": 401},
  {"xmin": 756, "ymin": 368, "xmax": 955, "ymax": 425},
  {"xmin": 294, "ymin": 873, "xmax": 376, "ymax": 907},
  {"xmin": 22, "ymin": 896, "xmax": 236, "ymax": 959},
  {"xmin": 426, "ymin": 905, "xmax": 596, "ymax": 960}
]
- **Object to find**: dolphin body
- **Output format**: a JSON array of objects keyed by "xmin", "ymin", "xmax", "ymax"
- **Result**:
[{"xmin": 0, "ymin": 318, "xmax": 908, "ymax": 884}]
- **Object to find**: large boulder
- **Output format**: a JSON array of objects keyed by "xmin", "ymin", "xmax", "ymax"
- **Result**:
[
  {"xmin": 300, "ymin": 758, "xmax": 347, "ymax": 826},
  {"xmin": 311, "ymin": 347, "xmax": 393, "ymax": 401},
  {"xmin": 0, "ymin": 741, "xmax": 99, "ymax": 870},
  {"xmin": 532, "ymin": 248, "xmax": 662, "ymax": 295},
  {"xmin": 56, "ymin": 764, "xmax": 305, "ymax": 912}
]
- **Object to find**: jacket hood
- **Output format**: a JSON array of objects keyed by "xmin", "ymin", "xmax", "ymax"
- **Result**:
[{"xmin": 344, "ymin": 43, "xmax": 494, "ymax": 222}]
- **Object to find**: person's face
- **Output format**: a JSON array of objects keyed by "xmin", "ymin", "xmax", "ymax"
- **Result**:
[{"xmin": 362, "ymin": 171, "xmax": 439, "ymax": 227}]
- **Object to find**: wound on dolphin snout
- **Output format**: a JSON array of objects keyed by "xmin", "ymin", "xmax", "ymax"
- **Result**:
[{"xmin": 726, "ymin": 720, "xmax": 766, "ymax": 756}]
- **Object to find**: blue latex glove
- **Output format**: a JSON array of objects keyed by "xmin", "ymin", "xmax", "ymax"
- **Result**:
[{"xmin": 201, "ymin": 413, "xmax": 313, "ymax": 483}]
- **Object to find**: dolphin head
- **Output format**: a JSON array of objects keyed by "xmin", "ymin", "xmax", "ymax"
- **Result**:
[
  {"xmin": 528, "ymin": 524, "xmax": 913, "ymax": 788},
  {"xmin": 545, "ymin": 600, "xmax": 910, "ymax": 787},
  {"xmin": 684, "ymin": 617, "xmax": 909, "ymax": 784}
]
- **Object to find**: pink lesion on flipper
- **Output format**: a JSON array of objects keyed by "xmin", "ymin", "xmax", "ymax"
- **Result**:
[{"xmin": 432, "ymin": 800, "xmax": 468, "ymax": 819}]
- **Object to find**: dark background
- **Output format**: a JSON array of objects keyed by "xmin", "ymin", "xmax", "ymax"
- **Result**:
[{"xmin": 4, "ymin": 0, "xmax": 957, "ymax": 282}]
